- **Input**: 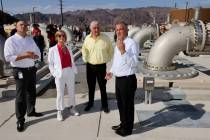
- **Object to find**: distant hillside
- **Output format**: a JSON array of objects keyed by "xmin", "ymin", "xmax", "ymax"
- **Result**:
[{"xmin": 14, "ymin": 7, "xmax": 172, "ymax": 31}]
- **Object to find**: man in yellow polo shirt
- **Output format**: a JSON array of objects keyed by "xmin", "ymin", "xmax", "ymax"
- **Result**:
[{"xmin": 82, "ymin": 20, "xmax": 113, "ymax": 113}]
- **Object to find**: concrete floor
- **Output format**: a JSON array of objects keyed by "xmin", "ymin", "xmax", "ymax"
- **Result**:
[{"xmin": 1, "ymin": 48, "xmax": 210, "ymax": 140}]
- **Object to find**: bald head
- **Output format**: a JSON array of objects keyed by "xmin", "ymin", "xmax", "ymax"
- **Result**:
[{"xmin": 90, "ymin": 20, "xmax": 100, "ymax": 38}]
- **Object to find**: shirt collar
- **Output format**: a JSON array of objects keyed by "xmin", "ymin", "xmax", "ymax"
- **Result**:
[
  {"xmin": 123, "ymin": 36, "xmax": 128, "ymax": 42},
  {"xmin": 90, "ymin": 33, "xmax": 101, "ymax": 39},
  {"xmin": 15, "ymin": 33, "xmax": 27, "ymax": 39}
]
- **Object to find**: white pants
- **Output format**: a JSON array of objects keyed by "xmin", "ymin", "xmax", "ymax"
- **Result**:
[{"xmin": 55, "ymin": 67, "xmax": 76, "ymax": 111}]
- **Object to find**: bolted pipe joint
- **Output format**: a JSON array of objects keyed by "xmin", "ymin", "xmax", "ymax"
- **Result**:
[{"xmin": 145, "ymin": 20, "xmax": 210, "ymax": 71}]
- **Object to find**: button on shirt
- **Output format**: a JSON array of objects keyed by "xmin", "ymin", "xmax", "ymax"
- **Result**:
[
  {"xmin": 4, "ymin": 33, "xmax": 41, "ymax": 68},
  {"xmin": 110, "ymin": 37, "xmax": 139, "ymax": 77},
  {"xmin": 82, "ymin": 33, "xmax": 114, "ymax": 65}
]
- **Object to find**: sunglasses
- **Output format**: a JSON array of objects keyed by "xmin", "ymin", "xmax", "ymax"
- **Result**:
[{"xmin": 58, "ymin": 34, "xmax": 65, "ymax": 38}]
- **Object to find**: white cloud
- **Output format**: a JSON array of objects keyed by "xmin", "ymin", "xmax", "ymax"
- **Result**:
[
  {"xmin": 43, "ymin": 5, "xmax": 52, "ymax": 10},
  {"xmin": 63, "ymin": 3, "xmax": 120, "ymax": 11},
  {"xmin": 26, "ymin": 3, "xmax": 121, "ymax": 14}
]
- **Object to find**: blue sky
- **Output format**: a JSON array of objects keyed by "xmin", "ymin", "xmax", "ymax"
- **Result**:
[{"xmin": 2, "ymin": 0, "xmax": 210, "ymax": 14}]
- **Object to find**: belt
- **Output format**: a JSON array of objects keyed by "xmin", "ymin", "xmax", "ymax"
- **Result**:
[
  {"xmin": 87, "ymin": 63, "xmax": 106, "ymax": 66},
  {"xmin": 13, "ymin": 66, "xmax": 35, "ymax": 70},
  {"xmin": 116, "ymin": 74, "xmax": 135, "ymax": 79}
]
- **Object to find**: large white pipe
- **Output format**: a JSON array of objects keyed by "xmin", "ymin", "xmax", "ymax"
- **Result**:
[
  {"xmin": 133, "ymin": 25, "xmax": 157, "ymax": 47},
  {"xmin": 128, "ymin": 27, "xmax": 141, "ymax": 38},
  {"xmin": 145, "ymin": 25, "xmax": 195, "ymax": 71},
  {"xmin": 61, "ymin": 26, "xmax": 72, "ymax": 43},
  {"xmin": 39, "ymin": 25, "xmax": 50, "ymax": 49},
  {"xmin": 194, "ymin": 7, "xmax": 200, "ymax": 20}
]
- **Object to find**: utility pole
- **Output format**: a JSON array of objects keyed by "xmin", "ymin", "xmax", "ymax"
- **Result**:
[
  {"xmin": 59, "ymin": 0, "xmax": 64, "ymax": 26},
  {"xmin": 33, "ymin": 6, "xmax": 36, "ymax": 24},
  {"xmin": 0, "ymin": 0, "xmax": 3, "ymax": 12},
  {"xmin": 185, "ymin": 1, "xmax": 188, "ymax": 22}
]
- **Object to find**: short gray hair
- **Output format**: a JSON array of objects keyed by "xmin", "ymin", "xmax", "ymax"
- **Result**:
[{"xmin": 90, "ymin": 20, "xmax": 99, "ymax": 29}]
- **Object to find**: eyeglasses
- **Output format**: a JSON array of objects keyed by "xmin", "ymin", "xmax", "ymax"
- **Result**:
[{"xmin": 58, "ymin": 34, "xmax": 65, "ymax": 38}]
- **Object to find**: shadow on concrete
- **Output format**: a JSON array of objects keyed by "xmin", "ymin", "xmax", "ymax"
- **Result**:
[
  {"xmin": 200, "ymin": 70, "xmax": 210, "ymax": 76},
  {"xmin": 74, "ymin": 86, "xmax": 180, "ymax": 116},
  {"xmin": 175, "ymin": 63, "xmax": 194, "ymax": 68},
  {"xmin": 133, "ymin": 104, "xmax": 205, "ymax": 134},
  {"xmin": 75, "ymin": 90, "xmax": 144, "ymax": 116},
  {"xmin": 0, "ymin": 90, "xmax": 16, "ymax": 103},
  {"xmin": 25, "ymin": 109, "xmax": 57, "ymax": 129},
  {"xmin": 135, "ymin": 87, "xmax": 186, "ymax": 104},
  {"xmin": 194, "ymin": 65, "xmax": 210, "ymax": 76}
]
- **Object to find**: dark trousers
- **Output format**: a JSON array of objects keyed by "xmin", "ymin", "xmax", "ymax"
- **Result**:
[
  {"xmin": 40, "ymin": 49, "xmax": 44, "ymax": 62},
  {"xmin": 86, "ymin": 63, "xmax": 108, "ymax": 108},
  {"xmin": 13, "ymin": 67, "xmax": 37, "ymax": 124},
  {"xmin": 115, "ymin": 74, "xmax": 137, "ymax": 131}
]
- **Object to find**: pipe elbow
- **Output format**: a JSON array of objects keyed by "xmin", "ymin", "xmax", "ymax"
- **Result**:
[
  {"xmin": 61, "ymin": 26, "xmax": 73, "ymax": 43},
  {"xmin": 133, "ymin": 26, "xmax": 157, "ymax": 47},
  {"xmin": 128, "ymin": 27, "xmax": 141, "ymax": 38},
  {"xmin": 145, "ymin": 25, "xmax": 194, "ymax": 71}
]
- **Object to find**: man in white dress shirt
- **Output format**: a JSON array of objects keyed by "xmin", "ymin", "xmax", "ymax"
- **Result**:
[
  {"xmin": 4, "ymin": 20, "xmax": 43, "ymax": 132},
  {"xmin": 105, "ymin": 21, "xmax": 139, "ymax": 137}
]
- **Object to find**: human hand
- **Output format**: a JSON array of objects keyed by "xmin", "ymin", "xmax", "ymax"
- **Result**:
[
  {"xmin": 32, "ymin": 54, "xmax": 39, "ymax": 59},
  {"xmin": 24, "ymin": 51, "xmax": 38, "ymax": 59},
  {"xmin": 105, "ymin": 72, "xmax": 112, "ymax": 80},
  {"xmin": 116, "ymin": 39, "xmax": 125, "ymax": 54}
]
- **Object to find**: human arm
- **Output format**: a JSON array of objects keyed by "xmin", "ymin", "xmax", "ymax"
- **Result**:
[
  {"xmin": 31, "ymin": 38, "xmax": 41, "ymax": 60},
  {"xmin": 119, "ymin": 39, "xmax": 139, "ymax": 69},
  {"xmin": 105, "ymin": 72, "xmax": 113, "ymax": 80},
  {"xmin": 107, "ymin": 38, "xmax": 114, "ymax": 61},
  {"xmin": 81, "ymin": 39, "xmax": 88, "ymax": 63},
  {"xmin": 4, "ymin": 38, "xmax": 39, "ymax": 62},
  {"xmin": 15, "ymin": 51, "xmax": 39, "ymax": 61},
  {"xmin": 48, "ymin": 48, "xmax": 57, "ymax": 77},
  {"xmin": 116, "ymin": 38, "xmax": 126, "ymax": 55}
]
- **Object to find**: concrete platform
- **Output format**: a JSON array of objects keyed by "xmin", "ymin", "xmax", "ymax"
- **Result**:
[
  {"xmin": 1, "ymin": 91, "xmax": 210, "ymax": 140},
  {"xmin": 1, "ymin": 48, "xmax": 210, "ymax": 139}
]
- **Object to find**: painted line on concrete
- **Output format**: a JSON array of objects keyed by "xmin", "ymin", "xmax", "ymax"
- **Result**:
[
  {"xmin": 0, "ymin": 113, "xmax": 15, "ymax": 128},
  {"xmin": 96, "ymin": 110, "xmax": 102, "ymax": 140}
]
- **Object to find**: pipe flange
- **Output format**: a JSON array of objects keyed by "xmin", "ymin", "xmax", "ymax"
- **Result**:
[
  {"xmin": 144, "ymin": 61, "xmax": 176, "ymax": 71},
  {"xmin": 205, "ymin": 23, "xmax": 210, "ymax": 45},
  {"xmin": 138, "ymin": 62, "xmax": 198, "ymax": 80},
  {"xmin": 193, "ymin": 20, "xmax": 206, "ymax": 51}
]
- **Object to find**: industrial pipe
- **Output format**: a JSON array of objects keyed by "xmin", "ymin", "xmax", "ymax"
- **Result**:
[
  {"xmin": 194, "ymin": 7, "xmax": 200, "ymax": 20},
  {"xmin": 128, "ymin": 27, "xmax": 141, "ymax": 38},
  {"xmin": 38, "ymin": 24, "xmax": 50, "ymax": 48},
  {"xmin": 145, "ymin": 20, "xmax": 210, "ymax": 71},
  {"xmin": 132, "ymin": 24, "xmax": 158, "ymax": 47},
  {"xmin": 61, "ymin": 26, "xmax": 72, "ymax": 43}
]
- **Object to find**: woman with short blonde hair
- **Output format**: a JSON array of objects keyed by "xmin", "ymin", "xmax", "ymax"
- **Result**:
[{"xmin": 48, "ymin": 30, "xmax": 79, "ymax": 121}]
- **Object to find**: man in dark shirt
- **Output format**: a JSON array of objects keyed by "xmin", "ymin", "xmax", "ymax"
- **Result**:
[{"xmin": 33, "ymin": 31, "xmax": 45, "ymax": 62}]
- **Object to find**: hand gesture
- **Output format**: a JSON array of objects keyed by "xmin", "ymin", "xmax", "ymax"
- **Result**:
[
  {"xmin": 24, "ymin": 51, "xmax": 39, "ymax": 59},
  {"xmin": 116, "ymin": 38, "xmax": 126, "ymax": 54},
  {"xmin": 105, "ymin": 72, "xmax": 112, "ymax": 80}
]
